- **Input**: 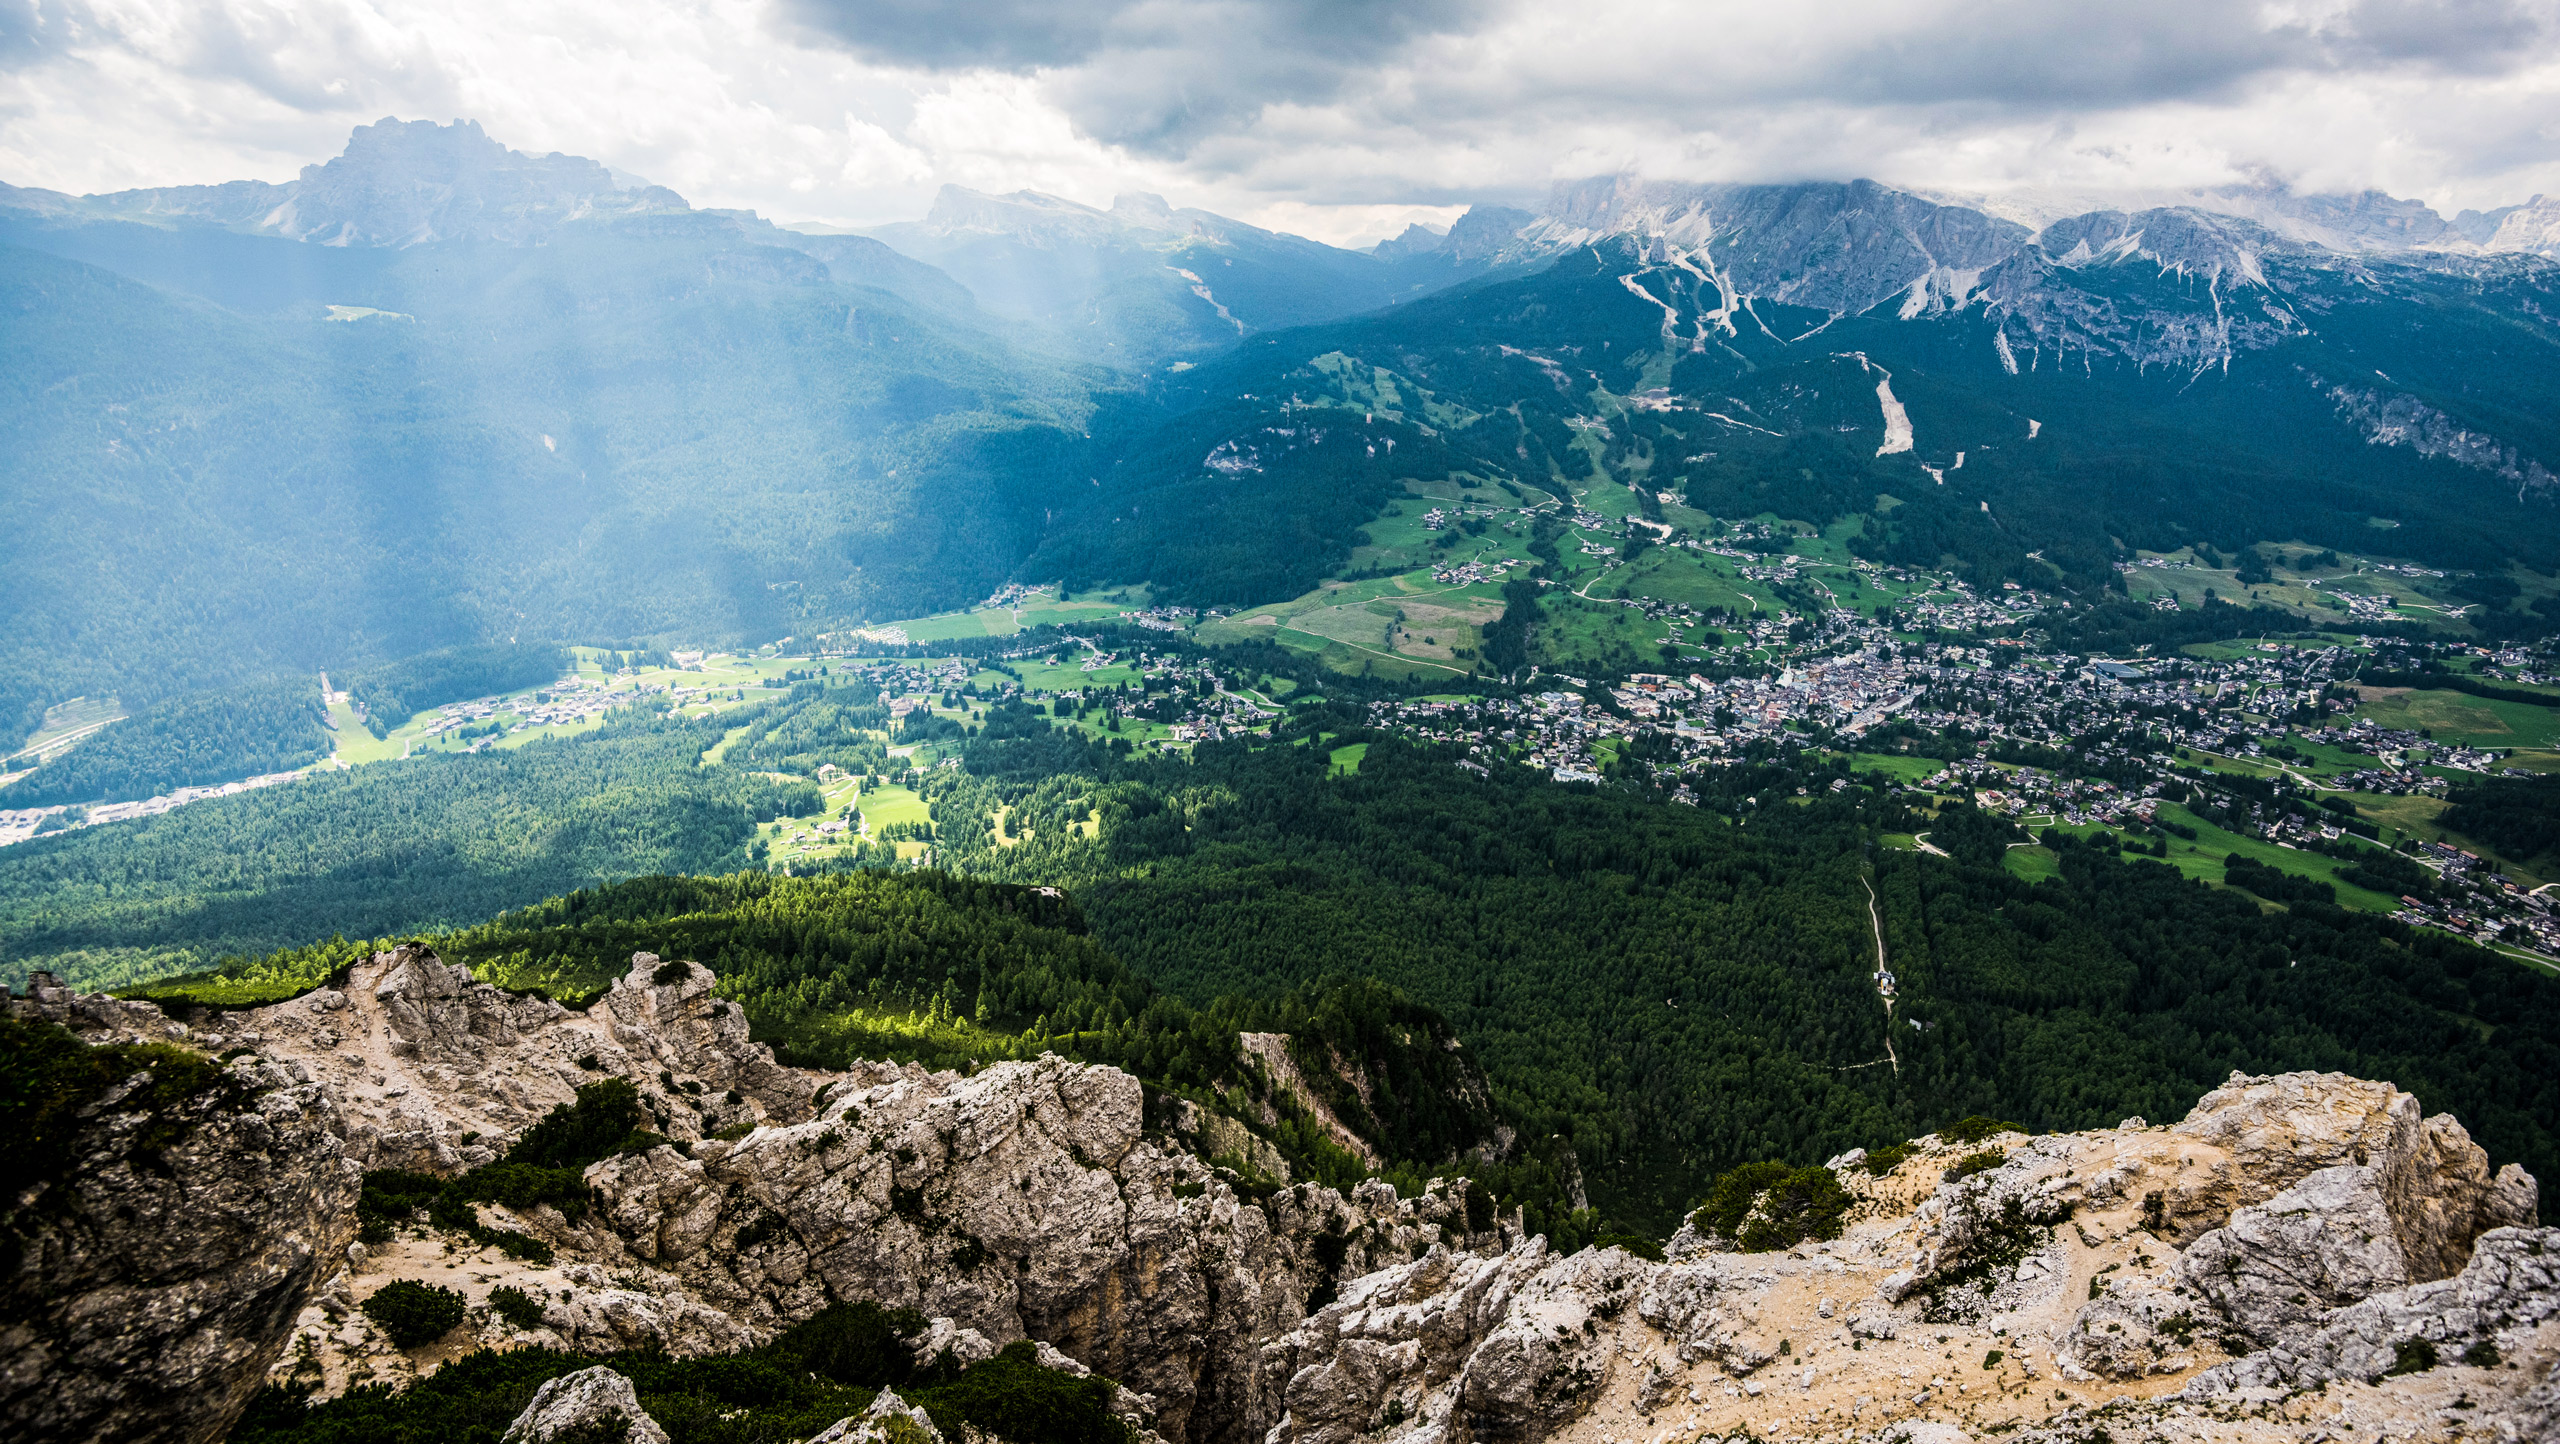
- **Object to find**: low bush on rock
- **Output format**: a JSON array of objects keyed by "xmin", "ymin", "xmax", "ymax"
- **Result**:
[
  {"xmin": 1688, "ymin": 1161, "xmax": 1852, "ymax": 1251},
  {"xmin": 363, "ymin": 1281, "xmax": 467, "ymax": 1349},
  {"xmin": 0, "ymin": 1016, "xmax": 253, "ymax": 1269},
  {"xmin": 354, "ymin": 1080, "xmax": 652, "ymax": 1261},
  {"xmin": 487, "ymin": 1287, "xmax": 547, "ymax": 1332}
]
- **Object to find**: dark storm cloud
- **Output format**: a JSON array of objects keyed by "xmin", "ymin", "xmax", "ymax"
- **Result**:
[
  {"xmin": 776, "ymin": 0, "xmax": 1135, "ymax": 70},
  {"xmin": 784, "ymin": 0, "xmax": 1488, "ymax": 150},
  {"xmin": 784, "ymin": 0, "xmax": 2554, "ymax": 161},
  {"xmin": 1799, "ymin": 0, "xmax": 2553, "ymax": 108}
]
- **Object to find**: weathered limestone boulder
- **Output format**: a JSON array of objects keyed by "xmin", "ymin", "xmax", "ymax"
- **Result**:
[
  {"xmin": 47, "ymin": 948, "xmax": 827, "ymax": 1175},
  {"xmin": 2176, "ymin": 1164, "xmax": 2412, "ymax": 1345},
  {"xmin": 1261, "ymin": 1239, "xmax": 1558, "ymax": 1444},
  {"xmin": 604, "ymin": 954, "xmax": 814, "ymax": 1122},
  {"xmin": 808, "ymin": 1387, "xmax": 943, "ymax": 1444},
  {"xmin": 2042, "ymin": 1071, "xmax": 2539, "ymax": 1381},
  {"xmin": 0, "ymin": 1051, "xmax": 359, "ymax": 1444},
  {"xmin": 1450, "ymin": 1246, "xmax": 1643, "ymax": 1442},
  {"xmin": 2165, "ymin": 1069, "xmax": 2535, "ymax": 1253},
  {"xmin": 501, "ymin": 1365, "xmax": 670, "ymax": 1444},
  {"xmin": 539, "ymin": 1264, "xmax": 761, "ymax": 1356}
]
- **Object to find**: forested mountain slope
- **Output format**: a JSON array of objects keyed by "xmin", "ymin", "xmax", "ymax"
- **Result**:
[
  {"xmin": 1032, "ymin": 208, "xmax": 2560, "ymax": 608},
  {"xmin": 0, "ymin": 185, "xmax": 1106, "ymax": 747}
]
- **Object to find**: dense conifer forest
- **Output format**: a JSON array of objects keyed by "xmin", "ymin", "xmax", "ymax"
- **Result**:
[
  {"xmin": 0, "ymin": 680, "xmax": 331, "ymax": 807},
  {"xmin": 50, "ymin": 683, "xmax": 2559, "ymax": 1246}
]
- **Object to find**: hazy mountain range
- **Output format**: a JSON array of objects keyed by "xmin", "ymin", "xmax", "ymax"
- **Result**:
[{"xmin": 4, "ymin": 117, "xmax": 2556, "ymax": 747}]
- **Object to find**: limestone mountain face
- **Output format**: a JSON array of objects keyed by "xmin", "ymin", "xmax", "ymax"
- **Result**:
[{"xmin": 7, "ymin": 956, "xmax": 2557, "ymax": 1444}]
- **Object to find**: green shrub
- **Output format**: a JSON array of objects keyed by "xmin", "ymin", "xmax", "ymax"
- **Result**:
[
  {"xmin": 914, "ymin": 1341, "xmax": 1131, "ymax": 1444},
  {"xmin": 362, "ymin": 1280, "xmax": 466, "ymax": 1348},
  {"xmin": 507, "ymin": 1079, "xmax": 647, "ymax": 1170},
  {"xmin": 487, "ymin": 1285, "xmax": 547, "ymax": 1331},
  {"xmin": 764, "ymin": 1300, "xmax": 931, "ymax": 1386},
  {"xmin": 0, "ymin": 1016, "xmax": 235, "ymax": 1199},
  {"xmin": 651, "ymin": 960, "xmax": 692, "ymax": 987},
  {"xmin": 1687, "ymin": 1161, "xmax": 1852, "ymax": 1252},
  {"xmin": 355, "ymin": 1169, "xmax": 446, "ymax": 1245},
  {"xmin": 450, "ymin": 1161, "xmax": 591, "ymax": 1221},
  {"xmin": 235, "ymin": 1295, "xmax": 1130, "ymax": 1444},
  {"xmin": 1945, "ymin": 1148, "xmax": 2007, "ymax": 1182},
  {"xmin": 1936, "ymin": 1116, "xmax": 2025, "ymax": 1146},
  {"xmin": 0, "ymin": 1017, "xmax": 249, "ymax": 1270},
  {"xmin": 2383, "ymin": 1338, "xmax": 2439, "ymax": 1378},
  {"xmin": 1860, "ymin": 1142, "xmax": 1915, "ymax": 1176}
]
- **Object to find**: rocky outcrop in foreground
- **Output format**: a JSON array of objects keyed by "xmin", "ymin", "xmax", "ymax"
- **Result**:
[
  {"xmin": 0, "ymin": 1006, "xmax": 359, "ymax": 1444},
  {"xmin": 9, "ymin": 953, "xmax": 2556, "ymax": 1444}
]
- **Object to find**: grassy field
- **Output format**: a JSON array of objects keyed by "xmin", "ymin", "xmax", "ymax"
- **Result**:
[
  {"xmin": 2003, "ymin": 803, "xmax": 2405, "ymax": 912},
  {"xmin": 757, "ymin": 773, "xmax": 867, "ymax": 867},
  {"xmin": 8, "ymin": 694, "xmax": 127, "ymax": 765},
  {"xmin": 1835, "ymin": 751, "xmax": 1947, "ymax": 784},
  {"xmin": 872, "ymin": 586, "xmax": 1146, "ymax": 644},
  {"xmin": 856, "ymin": 782, "xmax": 929, "ymax": 831},
  {"xmin": 2117, "ymin": 544, "xmax": 2473, "ymax": 633},
  {"xmin": 2354, "ymin": 688, "xmax": 2560, "ymax": 748},
  {"xmin": 323, "ymin": 653, "xmax": 793, "ymax": 768},
  {"xmin": 1197, "ymin": 569, "xmax": 1503, "ymax": 680},
  {"xmin": 2339, "ymin": 789, "xmax": 2553, "ymax": 887}
]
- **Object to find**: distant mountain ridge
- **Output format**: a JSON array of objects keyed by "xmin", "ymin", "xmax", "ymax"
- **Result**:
[
  {"xmin": 5, "ymin": 118, "xmax": 2559, "ymax": 753},
  {"xmin": 2, "ymin": 118, "xmax": 688, "ymax": 247},
  {"xmin": 860, "ymin": 183, "xmax": 1486, "ymax": 364}
]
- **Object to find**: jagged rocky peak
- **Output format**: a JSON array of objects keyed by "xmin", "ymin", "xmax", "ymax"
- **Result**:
[
  {"xmin": 918, "ymin": 183, "xmax": 1125, "ymax": 240},
  {"xmin": 2032, "ymin": 206, "xmax": 2289, "ymax": 286},
  {"xmin": 6, "ymin": 118, "xmax": 691, "ymax": 246},
  {"xmin": 9, "ymin": 960, "xmax": 2559, "ymax": 1444},
  {"xmin": 1519, "ymin": 175, "xmax": 2030, "ymax": 315},
  {"xmin": 1437, "ymin": 204, "xmax": 1536, "ymax": 263},
  {"xmin": 910, "ymin": 182, "xmax": 1301, "ymax": 252},
  {"xmin": 271, "ymin": 117, "xmax": 691, "ymax": 246},
  {"xmin": 1369, "ymin": 220, "xmax": 1450, "ymax": 259}
]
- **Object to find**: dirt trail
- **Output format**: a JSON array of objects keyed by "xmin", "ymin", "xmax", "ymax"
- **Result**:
[{"xmin": 1861, "ymin": 872, "xmax": 1899, "ymax": 1075}]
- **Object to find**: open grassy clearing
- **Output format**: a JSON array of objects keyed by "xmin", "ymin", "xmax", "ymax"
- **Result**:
[
  {"xmin": 2341, "ymin": 790, "xmax": 2553, "ymax": 887},
  {"xmin": 2118, "ymin": 544, "xmax": 2473, "ymax": 631},
  {"xmin": 1832, "ymin": 751, "xmax": 1946, "ymax": 784},
  {"xmin": 2353, "ymin": 688, "xmax": 2560, "ymax": 748},
  {"xmin": 8, "ymin": 694, "xmax": 127, "ymax": 764},
  {"xmin": 328, "ymin": 654, "xmax": 789, "ymax": 768},
  {"xmin": 1196, "ymin": 569, "xmax": 1499, "ymax": 680},
  {"xmin": 1998, "ymin": 804, "xmax": 2402, "ymax": 912}
]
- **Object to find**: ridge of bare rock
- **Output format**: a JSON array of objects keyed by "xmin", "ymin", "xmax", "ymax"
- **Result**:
[{"xmin": 9, "ymin": 959, "xmax": 2555, "ymax": 1444}]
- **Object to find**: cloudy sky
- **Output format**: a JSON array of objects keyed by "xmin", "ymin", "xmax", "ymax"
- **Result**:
[{"xmin": 2, "ymin": 0, "xmax": 2556, "ymax": 245}]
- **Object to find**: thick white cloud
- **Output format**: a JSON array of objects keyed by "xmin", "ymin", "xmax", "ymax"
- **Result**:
[{"xmin": 1, "ymin": 0, "xmax": 2556, "ymax": 246}]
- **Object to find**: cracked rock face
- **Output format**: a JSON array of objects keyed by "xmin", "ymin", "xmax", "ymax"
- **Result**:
[
  {"xmin": 0, "ymin": 1053, "xmax": 359, "ymax": 1444},
  {"xmin": 14, "ymin": 949, "xmax": 821, "ymax": 1176},
  {"xmin": 576, "ymin": 1052, "xmax": 1494, "ymax": 1444}
]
